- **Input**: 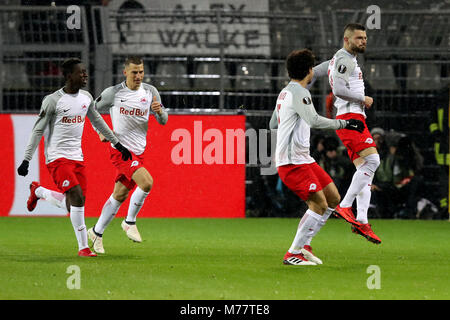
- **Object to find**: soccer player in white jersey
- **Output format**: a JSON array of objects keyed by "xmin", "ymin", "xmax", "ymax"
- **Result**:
[
  {"xmin": 328, "ymin": 23, "xmax": 381, "ymax": 244},
  {"xmin": 270, "ymin": 49, "xmax": 364, "ymax": 265},
  {"xmin": 87, "ymin": 56, "xmax": 168, "ymax": 254},
  {"xmin": 17, "ymin": 58, "xmax": 132, "ymax": 257}
]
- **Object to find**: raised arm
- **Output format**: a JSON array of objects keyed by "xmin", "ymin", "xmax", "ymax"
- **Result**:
[{"xmin": 306, "ymin": 60, "xmax": 330, "ymax": 90}]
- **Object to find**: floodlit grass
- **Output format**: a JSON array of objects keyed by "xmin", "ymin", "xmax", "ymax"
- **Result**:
[{"xmin": 0, "ymin": 217, "xmax": 449, "ymax": 300}]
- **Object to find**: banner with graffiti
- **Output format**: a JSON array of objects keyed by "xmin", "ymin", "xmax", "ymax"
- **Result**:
[{"xmin": 107, "ymin": 0, "xmax": 270, "ymax": 56}]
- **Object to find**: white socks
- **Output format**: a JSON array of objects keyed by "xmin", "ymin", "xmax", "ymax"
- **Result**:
[
  {"xmin": 340, "ymin": 154, "xmax": 380, "ymax": 208},
  {"xmin": 356, "ymin": 185, "xmax": 371, "ymax": 224},
  {"xmin": 304, "ymin": 207, "xmax": 333, "ymax": 246},
  {"xmin": 35, "ymin": 186, "xmax": 66, "ymax": 209},
  {"xmin": 126, "ymin": 187, "xmax": 149, "ymax": 223},
  {"xmin": 94, "ymin": 195, "xmax": 122, "ymax": 235},
  {"xmin": 94, "ymin": 187, "xmax": 149, "ymax": 235},
  {"xmin": 289, "ymin": 208, "xmax": 331, "ymax": 254},
  {"xmin": 70, "ymin": 206, "xmax": 88, "ymax": 250}
]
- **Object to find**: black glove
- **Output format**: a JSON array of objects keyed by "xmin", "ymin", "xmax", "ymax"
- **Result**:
[
  {"xmin": 345, "ymin": 119, "xmax": 365, "ymax": 133},
  {"xmin": 114, "ymin": 142, "xmax": 132, "ymax": 161},
  {"xmin": 17, "ymin": 160, "xmax": 29, "ymax": 176}
]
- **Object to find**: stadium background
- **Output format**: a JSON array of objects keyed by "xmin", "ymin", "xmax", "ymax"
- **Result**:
[{"xmin": 0, "ymin": 0, "xmax": 449, "ymax": 219}]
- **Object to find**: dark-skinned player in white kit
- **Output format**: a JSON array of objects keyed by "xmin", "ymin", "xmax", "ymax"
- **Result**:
[{"xmin": 17, "ymin": 58, "xmax": 132, "ymax": 257}]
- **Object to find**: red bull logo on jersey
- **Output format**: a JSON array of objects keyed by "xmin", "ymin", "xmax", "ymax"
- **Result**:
[
  {"xmin": 120, "ymin": 107, "xmax": 148, "ymax": 117},
  {"xmin": 62, "ymin": 115, "xmax": 84, "ymax": 123}
]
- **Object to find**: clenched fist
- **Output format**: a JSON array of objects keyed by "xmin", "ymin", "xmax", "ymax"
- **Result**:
[{"xmin": 151, "ymin": 95, "xmax": 163, "ymax": 115}]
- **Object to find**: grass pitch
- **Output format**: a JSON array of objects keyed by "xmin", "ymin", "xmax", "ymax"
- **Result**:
[{"xmin": 0, "ymin": 217, "xmax": 449, "ymax": 300}]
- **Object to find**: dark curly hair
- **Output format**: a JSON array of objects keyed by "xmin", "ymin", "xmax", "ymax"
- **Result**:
[{"xmin": 286, "ymin": 49, "xmax": 315, "ymax": 81}]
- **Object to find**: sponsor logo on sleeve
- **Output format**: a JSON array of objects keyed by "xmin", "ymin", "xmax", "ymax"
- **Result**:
[
  {"xmin": 302, "ymin": 97, "xmax": 312, "ymax": 105},
  {"xmin": 338, "ymin": 64, "xmax": 347, "ymax": 74}
]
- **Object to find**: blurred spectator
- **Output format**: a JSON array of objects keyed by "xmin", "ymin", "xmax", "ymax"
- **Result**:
[
  {"xmin": 310, "ymin": 132, "xmax": 325, "ymax": 161},
  {"xmin": 371, "ymin": 127, "xmax": 389, "ymax": 158},
  {"xmin": 370, "ymin": 127, "xmax": 396, "ymax": 218},
  {"xmin": 393, "ymin": 135, "xmax": 425, "ymax": 218},
  {"xmin": 317, "ymin": 135, "xmax": 353, "ymax": 195},
  {"xmin": 429, "ymin": 85, "xmax": 449, "ymax": 218},
  {"xmin": 371, "ymin": 129, "xmax": 426, "ymax": 219}
]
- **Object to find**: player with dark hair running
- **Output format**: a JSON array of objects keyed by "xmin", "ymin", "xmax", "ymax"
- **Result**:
[
  {"xmin": 87, "ymin": 56, "xmax": 168, "ymax": 254},
  {"xmin": 17, "ymin": 58, "xmax": 132, "ymax": 257},
  {"xmin": 328, "ymin": 23, "xmax": 382, "ymax": 244},
  {"xmin": 270, "ymin": 49, "xmax": 364, "ymax": 265}
]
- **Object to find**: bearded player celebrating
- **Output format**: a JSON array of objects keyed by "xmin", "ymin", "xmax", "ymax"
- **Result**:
[{"xmin": 328, "ymin": 23, "xmax": 381, "ymax": 244}]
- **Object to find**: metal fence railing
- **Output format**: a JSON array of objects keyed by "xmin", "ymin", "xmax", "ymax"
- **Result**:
[
  {"xmin": 2, "ymin": 6, "xmax": 449, "ymax": 114},
  {"xmin": 0, "ymin": 4, "xmax": 449, "ymax": 217},
  {"xmin": 0, "ymin": 5, "xmax": 90, "ymax": 112}
]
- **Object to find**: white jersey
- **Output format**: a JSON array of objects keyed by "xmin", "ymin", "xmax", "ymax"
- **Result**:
[
  {"xmin": 273, "ymin": 81, "xmax": 345, "ymax": 167},
  {"xmin": 95, "ymin": 82, "xmax": 168, "ymax": 155},
  {"xmin": 328, "ymin": 48, "xmax": 366, "ymax": 117},
  {"xmin": 23, "ymin": 88, "xmax": 119, "ymax": 164}
]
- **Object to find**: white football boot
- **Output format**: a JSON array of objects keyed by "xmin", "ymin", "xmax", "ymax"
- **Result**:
[
  {"xmin": 121, "ymin": 220, "xmax": 142, "ymax": 243},
  {"xmin": 301, "ymin": 245, "xmax": 323, "ymax": 265},
  {"xmin": 87, "ymin": 227, "xmax": 105, "ymax": 254}
]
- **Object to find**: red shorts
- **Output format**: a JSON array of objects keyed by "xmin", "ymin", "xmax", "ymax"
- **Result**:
[
  {"xmin": 336, "ymin": 113, "xmax": 377, "ymax": 161},
  {"xmin": 109, "ymin": 146, "xmax": 145, "ymax": 190},
  {"xmin": 46, "ymin": 158, "xmax": 87, "ymax": 195},
  {"xmin": 277, "ymin": 162, "xmax": 333, "ymax": 201}
]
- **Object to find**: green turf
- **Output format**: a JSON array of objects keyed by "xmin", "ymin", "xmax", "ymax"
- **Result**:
[{"xmin": 0, "ymin": 217, "xmax": 449, "ymax": 300}]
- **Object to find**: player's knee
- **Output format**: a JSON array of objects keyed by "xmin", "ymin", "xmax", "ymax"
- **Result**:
[
  {"xmin": 113, "ymin": 190, "xmax": 128, "ymax": 203},
  {"xmin": 328, "ymin": 193, "xmax": 341, "ymax": 209},
  {"xmin": 140, "ymin": 176, "xmax": 153, "ymax": 193},
  {"xmin": 313, "ymin": 200, "xmax": 328, "ymax": 215},
  {"xmin": 364, "ymin": 153, "xmax": 380, "ymax": 174},
  {"xmin": 66, "ymin": 187, "xmax": 84, "ymax": 206}
]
